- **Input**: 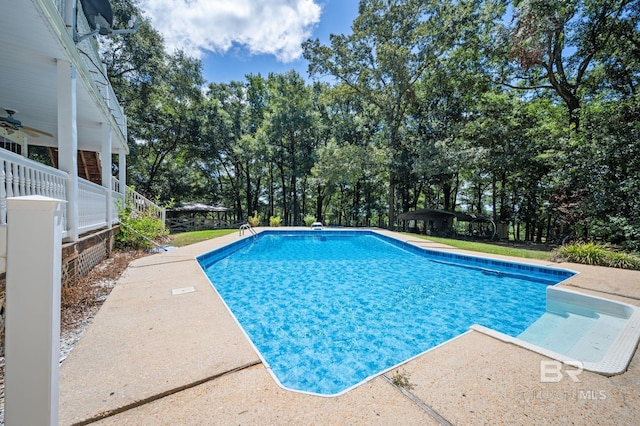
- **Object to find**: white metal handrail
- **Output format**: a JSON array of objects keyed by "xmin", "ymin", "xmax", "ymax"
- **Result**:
[{"xmin": 239, "ymin": 223, "xmax": 257, "ymax": 240}]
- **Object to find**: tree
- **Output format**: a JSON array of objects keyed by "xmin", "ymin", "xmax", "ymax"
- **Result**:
[
  {"xmin": 263, "ymin": 71, "xmax": 318, "ymax": 225},
  {"xmin": 304, "ymin": 0, "xmax": 505, "ymax": 228},
  {"xmin": 559, "ymin": 94, "xmax": 640, "ymax": 248},
  {"xmin": 104, "ymin": 0, "xmax": 166, "ymax": 99},
  {"xmin": 198, "ymin": 81, "xmax": 245, "ymax": 218},
  {"xmin": 128, "ymin": 52, "xmax": 205, "ymax": 199},
  {"xmin": 304, "ymin": 0, "xmax": 428, "ymax": 228},
  {"xmin": 105, "ymin": 1, "xmax": 206, "ymax": 201},
  {"xmin": 504, "ymin": 0, "xmax": 639, "ymax": 130}
]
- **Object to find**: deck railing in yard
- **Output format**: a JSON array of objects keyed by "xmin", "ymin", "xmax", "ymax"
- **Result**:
[{"xmin": 1, "ymin": 149, "xmax": 164, "ymax": 240}]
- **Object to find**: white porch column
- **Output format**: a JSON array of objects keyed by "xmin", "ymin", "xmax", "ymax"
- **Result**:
[
  {"xmin": 4, "ymin": 195, "xmax": 65, "ymax": 426},
  {"xmin": 101, "ymin": 123, "xmax": 113, "ymax": 228},
  {"xmin": 57, "ymin": 59, "xmax": 79, "ymax": 241},
  {"xmin": 118, "ymin": 147, "xmax": 126, "ymax": 195}
]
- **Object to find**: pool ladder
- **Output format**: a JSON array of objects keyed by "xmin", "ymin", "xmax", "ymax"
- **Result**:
[{"xmin": 239, "ymin": 223, "xmax": 257, "ymax": 240}]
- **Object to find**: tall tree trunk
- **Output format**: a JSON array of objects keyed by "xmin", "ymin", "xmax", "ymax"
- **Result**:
[
  {"xmin": 491, "ymin": 175, "xmax": 497, "ymax": 222},
  {"xmin": 499, "ymin": 172, "xmax": 508, "ymax": 221},
  {"xmin": 279, "ymin": 163, "xmax": 287, "ymax": 223},
  {"xmin": 301, "ymin": 176, "xmax": 307, "ymax": 219},
  {"xmin": 316, "ymin": 185, "xmax": 324, "ymax": 223},
  {"xmin": 388, "ymin": 173, "xmax": 395, "ymax": 230},
  {"xmin": 443, "ymin": 181, "xmax": 452, "ymax": 211},
  {"xmin": 291, "ymin": 174, "xmax": 298, "ymax": 225},
  {"xmin": 252, "ymin": 176, "xmax": 261, "ymax": 219},
  {"xmin": 245, "ymin": 166, "xmax": 252, "ymax": 217},
  {"xmin": 268, "ymin": 164, "xmax": 275, "ymax": 218}
]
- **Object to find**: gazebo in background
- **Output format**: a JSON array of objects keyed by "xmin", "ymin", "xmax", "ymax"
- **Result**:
[
  {"xmin": 166, "ymin": 202, "xmax": 231, "ymax": 233},
  {"xmin": 398, "ymin": 208, "xmax": 494, "ymax": 239}
]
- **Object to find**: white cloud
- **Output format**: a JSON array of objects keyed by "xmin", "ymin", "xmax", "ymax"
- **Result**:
[{"xmin": 138, "ymin": 0, "xmax": 322, "ymax": 62}]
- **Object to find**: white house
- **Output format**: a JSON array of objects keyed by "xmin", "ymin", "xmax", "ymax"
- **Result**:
[{"xmin": 0, "ymin": 0, "xmax": 162, "ymax": 277}]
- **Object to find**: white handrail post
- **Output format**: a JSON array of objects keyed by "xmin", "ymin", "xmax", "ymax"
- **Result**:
[{"xmin": 4, "ymin": 195, "xmax": 65, "ymax": 426}]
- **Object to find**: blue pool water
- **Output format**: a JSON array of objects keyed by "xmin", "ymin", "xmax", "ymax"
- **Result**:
[{"xmin": 197, "ymin": 231, "xmax": 574, "ymax": 396}]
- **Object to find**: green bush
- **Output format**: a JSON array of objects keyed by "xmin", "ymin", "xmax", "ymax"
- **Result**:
[
  {"xmin": 248, "ymin": 211, "xmax": 260, "ymax": 227},
  {"xmin": 553, "ymin": 242, "xmax": 640, "ymax": 270},
  {"xmin": 269, "ymin": 215, "xmax": 282, "ymax": 227},
  {"xmin": 304, "ymin": 214, "xmax": 316, "ymax": 227},
  {"xmin": 116, "ymin": 208, "xmax": 168, "ymax": 250}
]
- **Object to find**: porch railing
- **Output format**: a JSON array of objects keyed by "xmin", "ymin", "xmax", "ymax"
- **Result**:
[
  {"xmin": 1, "ymin": 149, "xmax": 68, "ymax": 237},
  {"xmin": 1, "ymin": 150, "xmax": 164, "ymax": 240},
  {"xmin": 78, "ymin": 178, "xmax": 109, "ymax": 234},
  {"xmin": 126, "ymin": 189, "xmax": 165, "ymax": 222}
]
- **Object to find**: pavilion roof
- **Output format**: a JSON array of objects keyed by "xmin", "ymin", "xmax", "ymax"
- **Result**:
[
  {"xmin": 397, "ymin": 208, "xmax": 491, "ymax": 222},
  {"xmin": 167, "ymin": 202, "xmax": 230, "ymax": 212}
]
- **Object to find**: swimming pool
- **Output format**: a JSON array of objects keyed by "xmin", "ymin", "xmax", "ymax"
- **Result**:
[{"xmin": 198, "ymin": 230, "xmax": 576, "ymax": 396}]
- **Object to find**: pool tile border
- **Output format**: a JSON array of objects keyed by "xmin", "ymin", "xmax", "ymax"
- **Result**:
[{"xmin": 197, "ymin": 229, "xmax": 577, "ymax": 285}]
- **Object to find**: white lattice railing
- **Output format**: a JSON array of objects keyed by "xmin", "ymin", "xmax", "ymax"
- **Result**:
[{"xmin": 111, "ymin": 175, "xmax": 121, "ymax": 193}]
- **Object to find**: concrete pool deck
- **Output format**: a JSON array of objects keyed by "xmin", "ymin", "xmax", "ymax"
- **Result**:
[{"xmin": 59, "ymin": 229, "xmax": 640, "ymax": 425}]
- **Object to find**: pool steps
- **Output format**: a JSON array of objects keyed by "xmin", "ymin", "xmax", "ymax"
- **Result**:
[{"xmin": 473, "ymin": 286, "xmax": 640, "ymax": 376}]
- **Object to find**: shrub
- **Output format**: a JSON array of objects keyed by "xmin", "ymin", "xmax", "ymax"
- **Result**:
[
  {"xmin": 553, "ymin": 242, "xmax": 640, "ymax": 270},
  {"xmin": 269, "ymin": 216, "xmax": 282, "ymax": 227},
  {"xmin": 304, "ymin": 214, "xmax": 316, "ymax": 227},
  {"xmin": 555, "ymin": 242, "xmax": 608, "ymax": 265},
  {"xmin": 248, "ymin": 211, "xmax": 260, "ymax": 227},
  {"xmin": 116, "ymin": 208, "xmax": 168, "ymax": 250}
]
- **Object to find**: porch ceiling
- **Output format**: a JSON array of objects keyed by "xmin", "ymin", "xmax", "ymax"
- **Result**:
[{"xmin": 0, "ymin": 0, "xmax": 126, "ymax": 154}]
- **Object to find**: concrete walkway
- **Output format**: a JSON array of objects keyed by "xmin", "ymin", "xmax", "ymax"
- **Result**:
[{"xmin": 59, "ymin": 229, "xmax": 640, "ymax": 425}]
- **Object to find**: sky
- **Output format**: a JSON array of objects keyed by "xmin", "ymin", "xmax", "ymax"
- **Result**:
[{"xmin": 137, "ymin": 0, "xmax": 360, "ymax": 84}]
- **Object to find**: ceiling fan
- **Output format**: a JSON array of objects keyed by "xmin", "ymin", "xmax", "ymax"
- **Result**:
[{"xmin": 0, "ymin": 108, "xmax": 53, "ymax": 138}]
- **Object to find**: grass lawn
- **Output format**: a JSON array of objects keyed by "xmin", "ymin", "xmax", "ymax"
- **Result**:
[
  {"xmin": 401, "ymin": 233, "xmax": 553, "ymax": 261},
  {"xmin": 169, "ymin": 229, "xmax": 237, "ymax": 247}
]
